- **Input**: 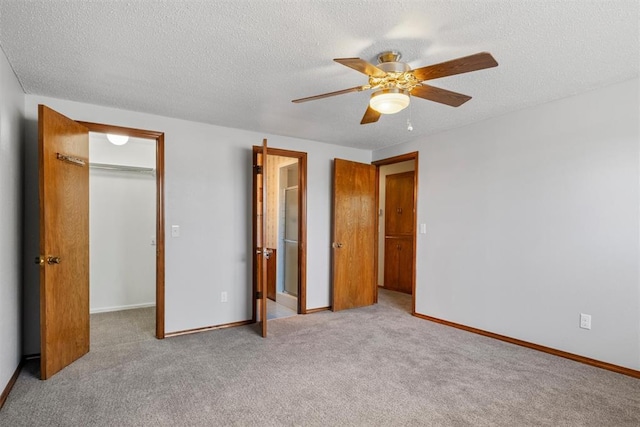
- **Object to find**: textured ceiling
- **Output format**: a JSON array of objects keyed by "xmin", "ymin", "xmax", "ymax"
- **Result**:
[{"xmin": 0, "ymin": 1, "xmax": 638, "ymax": 149}]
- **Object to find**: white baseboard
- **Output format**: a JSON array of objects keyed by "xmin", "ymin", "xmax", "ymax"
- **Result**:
[
  {"xmin": 90, "ymin": 302, "xmax": 156, "ymax": 314},
  {"xmin": 276, "ymin": 292, "xmax": 297, "ymax": 311}
]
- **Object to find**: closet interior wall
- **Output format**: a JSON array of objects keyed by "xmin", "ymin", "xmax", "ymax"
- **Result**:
[{"xmin": 89, "ymin": 133, "xmax": 156, "ymax": 313}]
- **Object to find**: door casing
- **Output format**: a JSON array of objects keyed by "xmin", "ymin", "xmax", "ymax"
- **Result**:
[
  {"xmin": 78, "ymin": 121, "xmax": 166, "ymax": 338},
  {"xmin": 252, "ymin": 145, "xmax": 308, "ymax": 315},
  {"xmin": 373, "ymin": 152, "xmax": 419, "ymax": 314}
]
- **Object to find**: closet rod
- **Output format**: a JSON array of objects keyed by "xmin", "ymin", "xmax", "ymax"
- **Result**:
[{"xmin": 89, "ymin": 162, "xmax": 155, "ymax": 174}]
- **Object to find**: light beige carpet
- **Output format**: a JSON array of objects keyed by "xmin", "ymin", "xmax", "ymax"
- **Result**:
[
  {"xmin": 2, "ymin": 289, "xmax": 638, "ymax": 426},
  {"xmin": 90, "ymin": 306, "xmax": 156, "ymax": 349}
]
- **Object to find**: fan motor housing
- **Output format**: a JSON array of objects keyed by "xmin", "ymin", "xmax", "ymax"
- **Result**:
[
  {"xmin": 377, "ymin": 51, "xmax": 410, "ymax": 73},
  {"xmin": 378, "ymin": 61, "xmax": 410, "ymax": 73}
]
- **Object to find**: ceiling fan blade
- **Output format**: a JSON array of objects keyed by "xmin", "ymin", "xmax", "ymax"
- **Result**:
[
  {"xmin": 411, "ymin": 84, "xmax": 472, "ymax": 107},
  {"xmin": 334, "ymin": 58, "xmax": 387, "ymax": 78},
  {"xmin": 292, "ymin": 86, "xmax": 367, "ymax": 103},
  {"xmin": 412, "ymin": 52, "xmax": 498, "ymax": 81},
  {"xmin": 360, "ymin": 106, "xmax": 381, "ymax": 125}
]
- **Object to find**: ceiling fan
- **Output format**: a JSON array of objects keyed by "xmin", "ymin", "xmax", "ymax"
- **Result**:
[{"xmin": 292, "ymin": 51, "xmax": 498, "ymax": 125}]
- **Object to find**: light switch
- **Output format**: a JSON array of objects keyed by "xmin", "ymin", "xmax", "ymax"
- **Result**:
[
  {"xmin": 171, "ymin": 225, "xmax": 180, "ymax": 237},
  {"xmin": 419, "ymin": 223, "xmax": 427, "ymax": 234}
]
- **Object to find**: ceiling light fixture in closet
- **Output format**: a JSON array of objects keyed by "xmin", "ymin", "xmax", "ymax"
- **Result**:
[{"xmin": 106, "ymin": 134, "xmax": 129, "ymax": 146}]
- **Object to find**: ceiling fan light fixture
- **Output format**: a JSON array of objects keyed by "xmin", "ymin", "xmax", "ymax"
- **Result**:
[
  {"xmin": 106, "ymin": 133, "xmax": 129, "ymax": 146},
  {"xmin": 369, "ymin": 88, "xmax": 410, "ymax": 114}
]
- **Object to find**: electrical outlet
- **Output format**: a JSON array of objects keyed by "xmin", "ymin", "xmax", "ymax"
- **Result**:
[
  {"xmin": 580, "ymin": 313, "xmax": 591, "ymax": 330},
  {"xmin": 221, "ymin": 291, "xmax": 228, "ymax": 303}
]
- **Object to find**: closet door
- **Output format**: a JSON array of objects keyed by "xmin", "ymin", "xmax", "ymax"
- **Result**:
[
  {"xmin": 38, "ymin": 105, "xmax": 90, "ymax": 379},
  {"xmin": 384, "ymin": 237, "xmax": 413, "ymax": 294},
  {"xmin": 384, "ymin": 171, "xmax": 415, "ymax": 294}
]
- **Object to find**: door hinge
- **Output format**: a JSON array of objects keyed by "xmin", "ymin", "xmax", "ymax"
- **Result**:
[
  {"xmin": 256, "ymin": 291, "xmax": 263, "ymax": 299},
  {"xmin": 254, "ymin": 165, "xmax": 263, "ymax": 174}
]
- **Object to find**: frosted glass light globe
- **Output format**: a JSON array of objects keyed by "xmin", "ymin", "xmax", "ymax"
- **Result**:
[
  {"xmin": 369, "ymin": 89, "xmax": 410, "ymax": 114},
  {"xmin": 106, "ymin": 134, "xmax": 129, "ymax": 145}
]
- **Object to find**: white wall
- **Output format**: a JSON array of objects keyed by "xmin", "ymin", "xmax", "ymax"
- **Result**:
[
  {"xmin": 22, "ymin": 95, "xmax": 370, "ymax": 353},
  {"xmin": 9, "ymin": 66, "xmax": 638, "ymax": 373},
  {"xmin": 374, "ymin": 78, "xmax": 640, "ymax": 370},
  {"xmin": 89, "ymin": 134, "xmax": 156, "ymax": 312},
  {"xmin": 377, "ymin": 160, "xmax": 415, "ymax": 286},
  {"xmin": 0, "ymin": 47, "xmax": 24, "ymax": 392}
]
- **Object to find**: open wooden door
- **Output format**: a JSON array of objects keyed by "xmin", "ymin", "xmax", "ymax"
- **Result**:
[
  {"xmin": 38, "ymin": 105, "xmax": 90, "ymax": 379},
  {"xmin": 252, "ymin": 139, "xmax": 268, "ymax": 337},
  {"xmin": 332, "ymin": 158, "xmax": 377, "ymax": 311}
]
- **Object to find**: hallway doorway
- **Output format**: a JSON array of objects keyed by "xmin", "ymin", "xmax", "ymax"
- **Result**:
[
  {"xmin": 252, "ymin": 145, "xmax": 308, "ymax": 332},
  {"xmin": 374, "ymin": 152, "xmax": 418, "ymax": 313}
]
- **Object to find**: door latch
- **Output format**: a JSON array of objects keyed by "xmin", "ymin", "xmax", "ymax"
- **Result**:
[{"xmin": 256, "ymin": 248, "xmax": 272, "ymax": 259}]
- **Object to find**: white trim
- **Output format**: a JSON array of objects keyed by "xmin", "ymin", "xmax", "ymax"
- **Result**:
[
  {"xmin": 90, "ymin": 302, "xmax": 155, "ymax": 314},
  {"xmin": 275, "ymin": 292, "xmax": 297, "ymax": 311}
]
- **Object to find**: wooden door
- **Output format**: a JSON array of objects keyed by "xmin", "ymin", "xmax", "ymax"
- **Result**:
[
  {"xmin": 332, "ymin": 158, "xmax": 377, "ymax": 311},
  {"xmin": 385, "ymin": 172, "xmax": 415, "ymax": 235},
  {"xmin": 267, "ymin": 248, "xmax": 277, "ymax": 301},
  {"xmin": 384, "ymin": 237, "xmax": 414, "ymax": 294},
  {"xmin": 384, "ymin": 171, "xmax": 415, "ymax": 294},
  {"xmin": 38, "ymin": 105, "xmax": 90, "ymax": 379},
  {"xmin": 252, "ymin": 139, "xmax": 268, "ymax": 337}
]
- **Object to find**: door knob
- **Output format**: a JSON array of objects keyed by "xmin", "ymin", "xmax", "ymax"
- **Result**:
[
  {"xmin": 332, "ymin": 242, "xmax": 343, "ymax": 249},
  {"xmin": 256, "ymin": 249, "xmax": 272, "ymax": 259},
  {"xmin": 47, "ymin": 256, "xmax": 61, "ymax": 265}
]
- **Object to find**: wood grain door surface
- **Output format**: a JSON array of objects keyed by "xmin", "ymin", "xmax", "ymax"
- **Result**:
[
  {"xmin": 39, "ymin": 105, "xmax": 90, "ymax": 379},
  {"xmin": 384, "ymin": 171, "xmax": 415, "ymax": 294},
  {"xmin": 252, "ymin": 139, "xmax": 268, "ymax": 337},
  {"xmin": 383, "ymin": 237, "xmax": 414, "ymax": 294},
  {"xmin": 267, "ymin": 248, "xmax": 277, "ymax": 301},
  {"xmin": 332, "ymin": 158, "xmax": 377, "ymax": 311},
  {"xmin": 385, "ymin": 171, "xmax": 415, "ymax": 235}
]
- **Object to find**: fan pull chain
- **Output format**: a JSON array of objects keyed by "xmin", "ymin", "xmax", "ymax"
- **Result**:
[{"xmin": 407, "ymin": 99, "xmax": 413, "ymax": 132}]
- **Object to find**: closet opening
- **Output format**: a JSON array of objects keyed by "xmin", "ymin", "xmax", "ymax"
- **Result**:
[
  {"xmin": 266, "ymin": 155, "xmax": 299, "ymax": 319},
  {"xmin": 84, "ymin": 125, "xmax": 164, "ymax": 345},
  {"xmin": 373, "ymin": 152, "xmax": 418, "ymax": 314}
]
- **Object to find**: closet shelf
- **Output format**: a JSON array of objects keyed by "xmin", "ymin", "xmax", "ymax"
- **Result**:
[{"xmin": 89, "ymin": 162, "xmax": 155, "ymax": 175}]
